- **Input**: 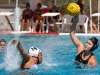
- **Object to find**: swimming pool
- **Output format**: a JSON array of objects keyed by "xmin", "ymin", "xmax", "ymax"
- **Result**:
[{"xmin": 0, "ymin": 34, "xmax": 100, "ymax": 75}]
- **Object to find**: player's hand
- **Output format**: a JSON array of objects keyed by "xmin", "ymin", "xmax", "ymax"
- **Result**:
[{"xmin": 12, "ymin": 39, "xmax": 19, "ymax": 43}]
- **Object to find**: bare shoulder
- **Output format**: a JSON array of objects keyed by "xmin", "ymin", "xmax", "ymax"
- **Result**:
[
  {"xmin": 22, "ymin": 9, "xmax": 26, "ymax": 13},
  {"xmin": 77, "ymin": 43, "xmax": 85, "ymax": 55},
  {"xmin": 88, "ymin": 55, "xmax": 98, "ymax": 66}
]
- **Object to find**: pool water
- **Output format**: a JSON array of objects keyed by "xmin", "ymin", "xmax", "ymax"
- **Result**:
[{"xmin": 0, "ymin": 34, "xmax": 100, "ymax": 75}]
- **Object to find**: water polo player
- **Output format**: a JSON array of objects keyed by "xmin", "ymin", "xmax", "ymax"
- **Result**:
[
  {"xmin": 0, "ymin": 39, "xmax": 6, "ymax": 51},
  {"xmin": 12, "ymin": 39, "xmax": 42, "ymax": 70},
  {"xmin": 70, "ymin": 15, "xmax": 99, "ymax": 67}
]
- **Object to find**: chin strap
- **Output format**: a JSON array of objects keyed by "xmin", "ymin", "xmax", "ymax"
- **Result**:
[{"xmin": 84, "ymin": 50, "xmax": 92, "ymax": 56}]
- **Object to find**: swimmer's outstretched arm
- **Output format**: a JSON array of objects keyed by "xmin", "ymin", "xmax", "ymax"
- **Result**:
[
  {"xmin": 13, "ymin": 39, "xmax": 30, "ymax": 62},
  {"xmin": 70, "ymin": 15, "xmax": 84, "ymax": 54}
]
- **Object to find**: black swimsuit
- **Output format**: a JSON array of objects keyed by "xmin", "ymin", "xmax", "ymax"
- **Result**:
[
  {"xmin": 75, "ymin": 50, "xmax": 94, "ymax": 64},
  {"xmin": 75, "ymin": 50, "xmax": 94, "ymax": 69}
]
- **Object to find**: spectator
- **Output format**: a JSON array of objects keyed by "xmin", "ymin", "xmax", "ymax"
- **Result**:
[
  {"xmin": 76, "ymin": 0, "xmax": 84, "ymax": 15},
  {"xmin": 48, "ymin": 5, "xmax": 60, "ymax": 32},
  {"xmin": 33, "ymin": 3, "xmax": 43, "ymax": 33},
  {"xmin": 77, "ymin": 0, "xmax": 99, "ymax": 33},
  {"xmin": 88, "ymin": 20, "xmax": 99, "ymax": 33},
  {"xmin": 21, "ymin": 3, "xmax": 33, "ymax": 31},
  {"xmin": 76, "ymin": 0, "xmax": 85, "ymax": 33}
]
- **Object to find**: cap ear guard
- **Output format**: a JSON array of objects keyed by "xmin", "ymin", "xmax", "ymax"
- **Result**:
[
  {"xmin": 89, "ymin": 37, "xmax": 99, "ymax": 51},
  {"xmin": 90, "ymin": 43, "xmax": 99, "ymax": 51},
  {"xmin": 93, "ymin": 42, "xmax": 99, "ymax": 50}
]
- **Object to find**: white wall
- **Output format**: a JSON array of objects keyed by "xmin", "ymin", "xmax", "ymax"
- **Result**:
[{"xmin": 29, "ymin": 0, "xmax": 41, "ymax": 11}]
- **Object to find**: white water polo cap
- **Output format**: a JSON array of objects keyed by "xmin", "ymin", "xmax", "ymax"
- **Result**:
[{"xmin": 28, "ymin": 46, "xmax": 41, "ymax": 57}]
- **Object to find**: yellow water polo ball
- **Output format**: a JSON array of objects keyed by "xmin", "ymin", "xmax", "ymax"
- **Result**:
[{"xmin": 67, "ymin": 3, "xmax": 80, "ymax": 16}]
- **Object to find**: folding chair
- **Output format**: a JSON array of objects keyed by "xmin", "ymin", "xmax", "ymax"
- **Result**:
[
  {"xmin": 77, "ymin": 15, "xmax": 89, "ymax": 33},
  {"xmin": 61, "ymin": 14, "xmax": 73, "ymax": 32}
]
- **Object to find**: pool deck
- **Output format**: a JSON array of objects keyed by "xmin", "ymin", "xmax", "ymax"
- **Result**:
[
  {"xmin": 0, "ymin": 30, "xmax": 100, "ymax": 36},
  {"xmin": 59, "ymin": 33, "xmax": 100, "ymax": 36}
]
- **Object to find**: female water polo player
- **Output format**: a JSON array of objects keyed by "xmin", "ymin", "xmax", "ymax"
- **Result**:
[
  {"xmin": 70, "ymin": 15, "xmax": 99, "ymax": 67},
  {"xmin": 0, "ymin": 39, "xmax": 6, "ymax": 51},
  {"xmin": 12, "ymin": 39, "xmax": 42, "ymax": 70}
]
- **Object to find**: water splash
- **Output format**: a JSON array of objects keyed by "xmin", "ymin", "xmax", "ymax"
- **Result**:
[
  {"xmin": 4, "ymin": 39, "xmax": 22, "ymax": 72},
  {"xmin": 41, "ymin": 39, "xmax": 58, "ymax": 69}
]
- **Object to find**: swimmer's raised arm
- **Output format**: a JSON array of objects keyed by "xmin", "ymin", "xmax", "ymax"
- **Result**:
[
  {"xmin": 12, "ymin": 39, "xmax": 30, "ymax": 61},
  {"xmin": 70, "ymin": 15, "xmax": 84, "ymax": 54},
  {"xmin": 70, "ymin": 15, "xmax": 79, "ymax": 32},
  {"xmin": 12, "ymin": 39, "xmax": 26, "ymax": 54}
]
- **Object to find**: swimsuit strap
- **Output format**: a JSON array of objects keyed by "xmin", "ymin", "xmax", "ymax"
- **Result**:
[
  {"xmin": 85, "ymin": 52, "xmax": 94, "ymax": 63},
  {"xmin": 75, "ymin": 50, "xmax": 94, "ymax": 64}
]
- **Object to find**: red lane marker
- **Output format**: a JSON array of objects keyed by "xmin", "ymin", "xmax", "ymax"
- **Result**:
[
  {"xmin": 27, "ymin": 32, "xmax": 59, "ymax": 35},
  {"xmin": 0, "ymin": 30, "xmax": 12, "ymax": 34},
  {"xmin": 0, "ymin": 30, "xmax": 59, "ymax": 35}
]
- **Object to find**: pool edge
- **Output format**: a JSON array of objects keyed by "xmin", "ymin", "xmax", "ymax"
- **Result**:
[{"xmin": 0, "ymin": 30, "xmax": 100, "ymax": 36}]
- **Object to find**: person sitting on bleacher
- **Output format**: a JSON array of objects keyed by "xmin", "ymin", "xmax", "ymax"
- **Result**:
[
  {"xmin": 33, "ymin": 3, "xmax": 43, "ymax": 33},
  {"xmin": 48, "ymin": 5, "xmax": 60, "ymax": 32},
  {"xmin": 21, "ymin": 3, "xmax": 33, "ymax": 31}
]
